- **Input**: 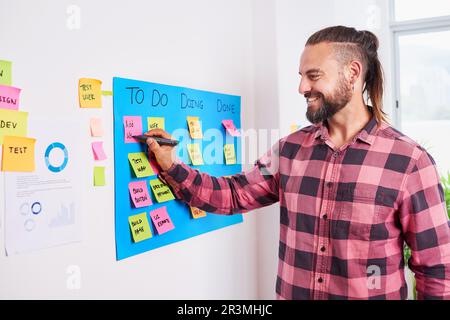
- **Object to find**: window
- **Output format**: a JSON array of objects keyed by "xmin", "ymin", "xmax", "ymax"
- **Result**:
[{"xmin": 392, "ymin": 1, "xmax": 450, "ymax": 174}]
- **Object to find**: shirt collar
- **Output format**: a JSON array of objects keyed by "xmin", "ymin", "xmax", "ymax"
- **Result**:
[{"xmin": 314, "ymin": 114, "xmax": 379, "ymax": 145}]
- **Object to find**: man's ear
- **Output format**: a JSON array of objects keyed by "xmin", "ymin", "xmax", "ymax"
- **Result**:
[{"xmin": 348, "ymin": 60, "xmax": 363, "ymax": 85}]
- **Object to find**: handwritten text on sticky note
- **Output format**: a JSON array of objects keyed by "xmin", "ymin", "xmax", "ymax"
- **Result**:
[
  {"xmin": 79, "ymin": 78, "xmax": 102, "ymax": 108},
  {"xmin": 224, "ymin": 144, "xmax": 236, "ymax": 165},
  {"xmin": 1, "ymin": 136, "xmax": 35, "ymax": 172},
  {"xmin": 0, "ymin": 85, "xmax": 21, "ymax": 110},
  {"xmin": 128, "ymin": 152, "xmax": 154, "ymax": 178},
  {"xmin": 124, "ymin": 116, "xmax": 143, "ymax": 143},
  {"xmin": 190, "ymin": 206, "xmax": 207, "ymax": 219},
  {"xmin": 128, "ymin": 212, "xmax": 152, "ymax": 242},
  {"xmin": 150, "ymin": 206, "xmax": 175, "ymax": 235},
  {"xmin": 147, "ymin": 117, "xmax": 165, "ymax": 131},
  {"xmin": 187, "ymin": 143, "xmax": 204, "ymax": 165},
  {"xmin": 128, "ymin": 180, "xmax": 153, "ymax": 208},
  {"xmin": 149, "ymin": 178, "xmax": 175, "ymax": 203},
  {"xmin": 187, "ymin": 116, "xmax": 202, "ymax": 139},
  {"xmin": 0, "ymin": 60, "xmax": 12, "ymax": 86},
  {"xmin": 0, "ymin": 109, "xmax": 28, "ymax": 144}
]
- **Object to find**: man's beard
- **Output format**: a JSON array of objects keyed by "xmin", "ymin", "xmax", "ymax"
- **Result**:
[{"xmin": 305, "ymin": 76, "xmax": 353, "ymax": 124}]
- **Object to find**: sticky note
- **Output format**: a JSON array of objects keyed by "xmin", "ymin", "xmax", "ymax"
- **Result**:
[
  {"xmin": 91, "ymin": 141, "xmax": 107, "ymax": 161},
  {"xmin": 290, "ymin": 124, "xmax": 300, "ymax": 133},
  {"xmin": 0, "ymin": 60, "xmax": 12, "ymax": 86},
  {"xmin": 128, "ymin": 152, "xmax": 154, "ymax": 178},
  {"xmin": 124, "ymin": 116, "xmax": 143, "ymax": 143},
  {"xmin": 90, "ymin": 118, "xmax": 104, "ymax": 137},
  {"xmin": 0, "ymin": 109, "xmax": 28, "ymax": 144},
  {"xmin": 0, "ymin": 85, "xmax": 20, "ymax": 110},
  {"xmin": 147, "ymin": 117, "xmax": 165, "ymax": 131},
  {"xmin": 94, "ymin": 166, "xmax": 106, "ymax": 186},
  {"xmin": 128, "ymin": 181, "xmax": 152, "ymax": 208},
  {"xmin": 190, "ymin": 206, "xmax": 207, "ymax": 219},
  {"xmin": 187, "ymin": 116, "xmax": 202, "ymax": 139},
  {"xmin": 149, "ymin": 178, "xmax": 175, "ymax": 203},
  {"xmin": 1, "ymin": 136, "xmax": 36, "ymax": 172},
  {"xmin": 78, "ymin": 78, "xmax": 102, "ymax": 108},
  {"xmin": 187, "ymin": 143, "xmax": 204, "ymax": 165},
  {"xmin": 150, "ymin": 206, "xmax": 175, "ymax": 235},
  {"xmin": 224, "ymin": 144, "xmax": 236, "ymax": 165},
  {"xmin": 128, "ymin": 212, "xmax": 152, "ymax": 243},
  {"xmin": 222, "ymin": 119, "xmax": 240, "ymax": 136}
]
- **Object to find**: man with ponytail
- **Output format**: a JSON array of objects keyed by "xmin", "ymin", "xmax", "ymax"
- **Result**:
[{"xmin": 145, "ymin": 26, "xmax": 450, "ymax": 300}]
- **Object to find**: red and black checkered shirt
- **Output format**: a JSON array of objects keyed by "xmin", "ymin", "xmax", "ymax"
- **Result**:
[{"xmin": 159, "ymin": 116, "xmax": 450, "ymax": 299}]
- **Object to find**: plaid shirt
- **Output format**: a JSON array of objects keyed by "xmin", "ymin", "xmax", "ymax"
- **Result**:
[{"xmin": 159, "ymin": 116, "xmax": 450, "ymax": 300}]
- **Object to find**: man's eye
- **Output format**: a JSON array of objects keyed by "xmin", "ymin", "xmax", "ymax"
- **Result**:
[{"xmin": 309, "ymin": 75, "xmax": 319, "ymax": 80}]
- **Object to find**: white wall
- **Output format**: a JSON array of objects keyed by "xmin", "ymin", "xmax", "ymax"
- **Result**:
[{"xmin": 0, "ymin": 0, "xmax": 259, "ymax": 299}]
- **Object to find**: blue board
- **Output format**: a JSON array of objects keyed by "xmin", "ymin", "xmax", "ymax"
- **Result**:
[{"xmin": 113, "ymin": 77, "xmax": 243, "ymax": 260}]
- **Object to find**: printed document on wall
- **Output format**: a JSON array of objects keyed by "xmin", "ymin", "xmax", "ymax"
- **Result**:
[{"xmin": 4, "ymin": 118, "xmax": 82, "ymax": 255}]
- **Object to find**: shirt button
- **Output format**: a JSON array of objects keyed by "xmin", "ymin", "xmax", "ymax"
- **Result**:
[
  {"xmin": 318, "ymin": 277, "xmax": 323, "ymax": 283},
  {"xmin": 320, "ymin": 246, "xmax": 326, "ymax": 252},
  {"xmin": 326, "ymin": 182, "xmax": 333, "ymax": 188},
  {"xmin": 322, "ymin": 214, "xmax": 328, "ymax": 220}
]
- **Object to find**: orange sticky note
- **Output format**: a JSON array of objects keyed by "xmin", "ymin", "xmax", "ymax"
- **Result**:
[
  {"xmin": 190, "ymin": 206, "xmax": 207, "ymax": 219},
  {"xmin": 78, "ymin": 78, "xmax": 102, "ymax": 108},
  {"xmin": 90, "ymin": 118, "xmax": 104, "ymax": 137},
  {"xmin": 2, "ymin": 136, "xmax": 36, "ymax": 172}
]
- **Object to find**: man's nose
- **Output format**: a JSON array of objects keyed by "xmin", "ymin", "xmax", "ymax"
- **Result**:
[{"xmin": 298, "ymin": 78, "xmax": 311, "ymax": 96}]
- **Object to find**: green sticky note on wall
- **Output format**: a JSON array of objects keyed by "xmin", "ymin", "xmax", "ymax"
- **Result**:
[
  {"xmin": 94, "ymin": 166, "xmax": 106, "ymax": 186},
  {"xmin": 128, "ymin": 212, "xmax": 152, "ymax": 243},
  {"xmin": 0, "ymin": 60, "xmax": 12, "ymax": 86},
  {"xmin": 128, "ymin": 152, "xmax": 154, "ymax": 178},
  {"xmin": 149, "ymin": 178, "xmax": 175, "ymax": 203}
]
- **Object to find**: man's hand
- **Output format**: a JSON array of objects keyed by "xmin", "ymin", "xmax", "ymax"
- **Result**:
[{"xmin": 144, "ymin": 128, "xmax": 176, "ymax": 171}]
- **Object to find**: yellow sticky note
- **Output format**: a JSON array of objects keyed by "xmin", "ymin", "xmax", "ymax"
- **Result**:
[
  {"xmin": 94, "ymin": 166, "xmax": 106, "ymax": 186},
  {"xmin": 187, "ymin": 116, "xmax": 202, "ymax": 139},
  {"xmin": 290, "ymin": 124, "xmax": 300, "ymax": 133},
  {"xmin": 2, "ymin": 136, "xmax": 35, "ymax": 172},
  {"xmin": 0, "ymin": 109, "xmax": 28, "ymax": 144},
  {"xmin": 149, "ymin": 178, "xmax": 175, "ymax": 203},
  {"xmin": 187, "ymin": 143, "xmax": 204, "ymax": 165},
  {"xmin": 128, "ymin": 152, "xmax": 155, "ymax": 178},
  {"xmin": 128, "ymin": 212, "xmax": 152, "ymax": 243},
  {"xmin": 78, "ymin": 78, "xmax": 102, "ymax": 108},
  {"xmin": 190, "ymin": 206, "xmax": 207, "ymax": 219},
  {"xmin": 0, "ymin": 60, "xmax": 12, "ymax": 86},
  {"xmin": 147, "ymin": 117, "xmax": 165, "ymax": 131},
  {"xmin": 223, "ymin": 144, "xmax": 236, "ymax": 165}
]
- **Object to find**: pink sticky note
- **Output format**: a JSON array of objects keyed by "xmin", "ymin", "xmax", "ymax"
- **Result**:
[
  {"xmin": 222, "ymin": 119, "xmax": 240, "ymax": 136},
  {"xmin": 150, "ymin": 206, "xmax": 175, "ymax": 235},
  {"xmin": 92, "ymin": 141, "xmax": 107, "ymax": 160},
  {"xmin": 124, "ymin": 116, "xmax": 143, "ymax": 143},
  {"xmin": 90, "ymin": 118, "xmax": 104, "ymax": 137},
  {"xmin": 128, "ymin": 181, "xmax": 153, "ymax": 208},
  {"xmin": 0, "ymin": 85, "xmax": 21, "ymax": 110}
]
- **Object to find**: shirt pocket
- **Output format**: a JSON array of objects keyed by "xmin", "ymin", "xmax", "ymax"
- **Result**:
[{"xmin": 332, "ymin": 188, "xmax": 377, "ymax": 241}]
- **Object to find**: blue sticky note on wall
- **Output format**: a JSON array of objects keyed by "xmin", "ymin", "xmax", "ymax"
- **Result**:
[{"xmin": 113, "ymin": 77, "xmax": 243, "ymax": 260}]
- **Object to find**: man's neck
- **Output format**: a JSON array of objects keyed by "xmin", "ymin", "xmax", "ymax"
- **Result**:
[{"xmin": 326, "ymin": 101, "xmax": 372, "ymax": 149}]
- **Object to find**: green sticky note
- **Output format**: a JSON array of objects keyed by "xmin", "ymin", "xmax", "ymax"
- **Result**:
[
  {"xmin": 0, "ymin": 109, "xmax": 28, "ymax": 145},
  {"xmin": 128, "ymin": 212, "xmax": 152, "ymax": 243},
  {"xmin": 149, "ymin": 178, "xmax": 175, "ymax": 203},
  {"xmin": 0, "ymin": 60, "xmax": 12, "ymax": 86},
  {"xmin": 128, "ymin": 152, "xmax": 154, "ymax": 178},
  {"xmin": 94, "ymin": 166, "xmax": 106, "ymax": 186}
]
